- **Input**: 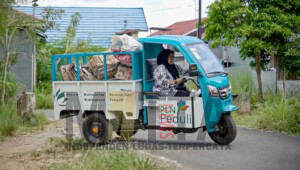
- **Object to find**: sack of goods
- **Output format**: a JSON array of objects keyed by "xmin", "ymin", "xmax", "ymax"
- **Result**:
[{"xmin": 111, "ymin": 34, "xmax": 142, "ymax": 66}]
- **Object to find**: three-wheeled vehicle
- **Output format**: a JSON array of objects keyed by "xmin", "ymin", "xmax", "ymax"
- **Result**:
[{"xmin": 51, "ymin": 35, "xmax": 237, "ymax": 145}]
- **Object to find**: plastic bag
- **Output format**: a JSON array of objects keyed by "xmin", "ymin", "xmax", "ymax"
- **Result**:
[
  {"xmin": 111, "ymin": 34, "xmax": 142, "ymax": 52},
  {"xmin": 111, "ymin": 34, "xmax": 142, "ymax": 66}
]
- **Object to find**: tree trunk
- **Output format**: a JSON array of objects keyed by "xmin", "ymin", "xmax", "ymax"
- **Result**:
[
  {"xmin": 1, "ymin": 51, "xmax": 9, "ymax": 105},
  {"xmin": 17, "ymin": 92, "xmax": 35, "ymax": 122},
  {"xmin": 1, "ymin": 28, "xmax": 14, "ymax": 105},
  {"xmin": 255, "ymin": 53, "xmax": 264, "ymax": 102}
]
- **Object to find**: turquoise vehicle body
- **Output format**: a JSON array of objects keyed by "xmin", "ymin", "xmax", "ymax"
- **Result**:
[{"xmin": 139, "ymin": 35, "xmax": 237, "ymax": 132}]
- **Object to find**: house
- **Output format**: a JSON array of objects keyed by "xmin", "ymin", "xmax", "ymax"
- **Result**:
[
  {"xmin": 149, "ymin": 19, "xmax": 205, "ymax": 37},
  {"xmin": 0, "ymin": 9, "xmax": 45, "ymax": 93},
  {"xmin": 16, "ymin": 6, "xmax": 148, "ymax": 48}
]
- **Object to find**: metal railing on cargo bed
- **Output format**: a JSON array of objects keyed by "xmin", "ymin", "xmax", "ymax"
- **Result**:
[{"xmin": 51, "ymin": 51, "xmax": 143, "ymax": 81}]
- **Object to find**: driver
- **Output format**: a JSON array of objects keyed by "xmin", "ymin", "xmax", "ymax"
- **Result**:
[{"xmin": 153, "ymin": 49, "xmax": 190, "ymax": 96}]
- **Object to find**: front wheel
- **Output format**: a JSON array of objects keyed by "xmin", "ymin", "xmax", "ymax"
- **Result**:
[{"xmin": 208, "ymin": 114, "xmax": 237, "ymax": 145}]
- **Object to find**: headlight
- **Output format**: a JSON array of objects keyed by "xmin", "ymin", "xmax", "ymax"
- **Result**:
[
  {"xmin": 207, "ymin": 85, "xmax": 219, "ymax": 97},
  {"xmin": 228, "ymin": 82, "xmax": 232, "ymax": 92}
]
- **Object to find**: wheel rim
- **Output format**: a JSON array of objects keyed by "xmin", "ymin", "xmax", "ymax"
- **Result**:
[
  {"xmin": 216, "ymin": 119, "xmax": 229, "ymax": 137},
  {"xmin": 89, "ymin": 122, "xmax": 105, "ymax": 138}
]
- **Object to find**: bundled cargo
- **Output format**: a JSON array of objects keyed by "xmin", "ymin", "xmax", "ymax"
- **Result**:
[
  {"xmin": 111, "ymin": 34, "xmax": 142, "ymax": 66},
  {"xmin": 80, "ymin": 65, "xmax": 96, "ymax": 81},
  {"xmin": 60, "ymin": 55, "xmax": 121, "ymax": 81},
  {"xmin": 60, "ymin": 63, "xmax": 77, "ymax": 81},
  {"xmin": 114, "ymin": 64, "xmax": 132, "ymax": 80},
  {"xmin": 87, "ymin": 55, "xmax": 120, "ymax": 80}
]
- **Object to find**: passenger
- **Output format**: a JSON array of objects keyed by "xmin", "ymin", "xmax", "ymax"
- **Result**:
[{"xmin": 153, "ymin": 49, "xmax": 190, "ymax": 96}]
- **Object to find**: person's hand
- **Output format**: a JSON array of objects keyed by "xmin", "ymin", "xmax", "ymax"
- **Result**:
[
  {"xmin": 169, "ymin": 79, "xmax": 176, "ymax": 85},
  {"xmin": 170, "ymin": 78, "xmax": 182, "ymax": 86},
  {"xmin": 175, "ymin": 78, "xmax": 182, "ymax": 84}
]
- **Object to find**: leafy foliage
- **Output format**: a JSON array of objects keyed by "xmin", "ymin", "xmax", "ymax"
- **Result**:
[
  {"xmin": 205, "ymin": 0, "xmax": 300, "ymax": 101},
  {"xmin": 279, "ymin": 37, "xmax": 300, "ymax": 77},
  {"xmin": 205, "ymin": 0, "xmax": 299, "ymax": 64}
]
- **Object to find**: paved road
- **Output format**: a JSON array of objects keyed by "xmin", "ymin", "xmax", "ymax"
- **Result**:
[
  {"xmin": 38, "ymin": 110, "xmax": 300, "ymax": 170},
  {"xmin": 133, "ymin": 128, "xmax": 300, "ymax": 170}
]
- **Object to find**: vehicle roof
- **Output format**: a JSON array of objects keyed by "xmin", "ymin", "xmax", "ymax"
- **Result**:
[{"xmin": 139, "ymin": 35, "xmax": 204, "ymax": 45}]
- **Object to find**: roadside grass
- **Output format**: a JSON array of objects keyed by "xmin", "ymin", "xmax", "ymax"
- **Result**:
[
  {"xmin": 227, "ymin": 67, "xmax": 255, "ymax": 95},
  {"xmin": 17, "ymin": 112, "xmax": 50, "ymax": 135},
  {"xmin": 36, "ymin": 91, "xmax": 53, "ymax": 109},
  {"xmin": 51, "ymin": 147, "xmax": 169, "ymax": 170},
  {"xmin": 48, "ymin": 137, "xmax": 171, "ymax": 170},
  {"xmin": 48, "ymin": 137, "xmax": 85, "ymax": 151},
  {"xmin": 0, "ymin": 104, "xmax": 18, "ymax": 136},
  {"xmin": 232, "ymin": 94, "xmax": 300, "ymax": 135},
  {"xmin": 0, "ymin": 104, "xmax": 50, "ymax": 139},
  {"xmin": 35, "ymin": 81, "xmax": 53, "ymax": 109}
]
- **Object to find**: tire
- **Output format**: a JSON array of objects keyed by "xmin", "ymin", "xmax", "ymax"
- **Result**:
[
  {"xmin": 117, "ymin": 128, "xmax": 137, "ymax": 140},
  {"xmin": 208, "ymin": 114, "xmax": 237, "ymax": 145},
  {"xmin": 82, "ymin": 113, "xmax": 113, "ymax": 145}
]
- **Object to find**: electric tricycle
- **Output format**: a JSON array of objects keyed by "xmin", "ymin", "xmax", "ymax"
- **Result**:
[{"xmin": 51, "ymin": 35, "xmax": 237, "ymax": 145}]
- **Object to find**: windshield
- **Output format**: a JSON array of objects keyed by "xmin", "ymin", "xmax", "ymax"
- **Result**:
[{"xmin": 187, "ymin": 43, "xmax": 225, "ymax": 77}]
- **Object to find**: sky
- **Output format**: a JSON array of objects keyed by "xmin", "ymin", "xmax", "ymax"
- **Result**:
[{"xmin": 23, "ymin": 0, "xmax": 215, "ymax": 36}]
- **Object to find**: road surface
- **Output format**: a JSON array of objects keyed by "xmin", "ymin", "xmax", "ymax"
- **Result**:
[
  {"xmin": 39, "ymin": 110, "xmax": 300, "ymax": 170},
  {"xmin": 133, "ymin": 127, "xmax": 300, "ymax": 170}
]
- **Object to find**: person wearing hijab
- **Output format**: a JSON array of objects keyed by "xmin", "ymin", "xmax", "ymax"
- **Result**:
[{"xmin": 153, "ymin": 49, "xmax": 190, "ymax": 96}]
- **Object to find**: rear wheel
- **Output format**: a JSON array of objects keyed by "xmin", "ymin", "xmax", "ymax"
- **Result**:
[
  {"xmin": 82, "ymin": 113, "xmax": 113, "ymax": 145},
  {"xmin": 208, "ymin": 114, "xmax": 237, "ymax": 145}
]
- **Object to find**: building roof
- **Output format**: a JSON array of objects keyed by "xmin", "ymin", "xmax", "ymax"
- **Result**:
[
  {"xmin": 149, "ymin": 18, "xmax": 206, "ymax": 37},
  {"xmin": 14, "ymin": 9, "xmax": 43, "ymax": 22},
  {"xmin": 16, "ymin": 6, "xmax": 148, "ymax": 47}
]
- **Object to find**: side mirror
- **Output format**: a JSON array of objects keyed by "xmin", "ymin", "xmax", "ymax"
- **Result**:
[{"xmin": 189, "ymin": 64, "xmax": 202, "ymax": 77}]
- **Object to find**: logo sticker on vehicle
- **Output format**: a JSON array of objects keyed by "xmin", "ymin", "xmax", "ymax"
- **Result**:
[{"xmin": 54, "ymin": 89, "xmax": 68, "ymax": 106}]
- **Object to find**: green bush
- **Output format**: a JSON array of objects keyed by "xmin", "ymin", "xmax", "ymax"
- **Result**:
[
  {"xmin": 0, "ymin": 73, "xmax": 23, "ymax": 104},
  {"xmin": 0, "ymin": 104, "xmax": 19, "ymax": 136},
  {"xmin": 227, "ymin": 68, "xmax": 255, "ymax": 95},
  {"xmin": 35, "ymin": 81, "xmax": 53, "ymax": 109},
  {"xmin": 233, "ymin": 94, "xmax": 300, "ymax": 135},
  {"xmin": 254, "ymin": 94, "xmax": 300, "ymax": 134}
]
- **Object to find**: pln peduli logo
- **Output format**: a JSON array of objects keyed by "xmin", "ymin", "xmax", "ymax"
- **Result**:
[{"xmin": 177, "ymin": 99, "xmax": 189, "ymax": 112}]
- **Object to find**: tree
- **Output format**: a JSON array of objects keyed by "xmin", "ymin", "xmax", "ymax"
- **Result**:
[
  {"xmin": 0, "ymin": 0, "xmax": 64, "ymax": 105},
  {"xmin": 279, "ymin": 37, "xmax": 300, "ymax": 78},
  {"xmin": 0, "ymin": 0, "xmax": 40, "ymax": 105},
  {"xmin": 65, "ymin": 12, "xmax": 81, "ymax": 53},
  {"xmin": 204, "ymin": 0, "xmax": 300, "ymax": 102}
]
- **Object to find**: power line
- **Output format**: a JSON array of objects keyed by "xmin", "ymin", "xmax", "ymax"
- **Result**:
[{"xmin": 146, "ymin": 4, "xmax": 195, "ymax": 13}]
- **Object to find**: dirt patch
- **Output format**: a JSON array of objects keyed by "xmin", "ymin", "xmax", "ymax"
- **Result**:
[{"xmin": 0, "ymin": 120, "xmax": 82, "ymax": 170}]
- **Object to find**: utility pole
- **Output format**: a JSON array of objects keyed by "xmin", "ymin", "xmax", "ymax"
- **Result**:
[
  {"xmin": 32, "ymin": 0, "xmax": 38, "ymax": 91},
  {"xmin": 198, "ymin": 0, "xmax": 202, "ymax": 39}
]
